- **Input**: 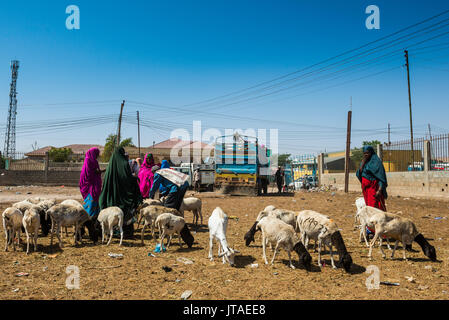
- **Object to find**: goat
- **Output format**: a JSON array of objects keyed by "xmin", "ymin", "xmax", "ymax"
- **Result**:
[
  {"xmin": 367, "ymin": 210, "xmax": 437, "ymax": 262},
  {"xmin": 154, "ymin": 213, "xmax": 194, "ymax": 248},
  {"xmin": 2, "ymin": 207, "xmax": 23, "ymax": 252},
  {"xmin": 180, "ymin": 197, "xmax": 203, "ymax": 226},
  {"xmin": 46, "ymin": 204, "xmax": 93, "ymax": 248},
  {"xmin": 296, "ymin": 210, "xmax": 353, "ymax": 272},
  {"xmin": 208, "ymin": 207, "xmax": 240, "ymax": 267},
  {"xmin": 244, "ymin": 208, "xmax": 296, "ymax": 246},
  {"xmin": 23, "ymin": 206, "xmax": 41, "ymax": 254},
  {"xmin": 357, "ymin": 205, "xmax": 392, "ymax": 250},
  {"xmin": 256, "ymin": 216, "xmax": 311, "ymax": 270},
  {"xmin": 97, "ymin": 206, "xmax": 124, "ymax": 246},
  {"xmin": 136, "ymin": 199, "xmax": 164, "ymax": 228},
  {"xmin": 140, "ymin": 205, "xmax": 181, "ymax": 245}
]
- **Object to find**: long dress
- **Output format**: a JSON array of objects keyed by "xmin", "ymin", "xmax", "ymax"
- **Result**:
[
  {"xmin": 79, "ymin": 147, "xmax": 102, "ymax": 218},
  {"xmin": 99, "ymin": 147, "xmax": 143, "ymax": 237},
  {"xmin": 138, "ymin": 153, "xmax": 155, "ymax": 198}
]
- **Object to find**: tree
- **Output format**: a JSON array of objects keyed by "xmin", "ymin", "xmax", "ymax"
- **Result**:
[
  {"xmin": 102, "ymin": 134, "xmax": 135, "ymax": 162},
  {"xmin": 49, "ymin": 147, "xmax": 73, "ymax": 162},
  {"xmin": 277, "ymin": 153, "xmax": 292, "ymax": 167},
  {"xmin": 351, "ymin": 140, "xmax": 382, "ymax": 169}
]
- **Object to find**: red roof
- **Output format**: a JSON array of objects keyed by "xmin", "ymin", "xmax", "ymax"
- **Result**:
[
  {"xmin": 25, "ymin": 144, "xmax": 104, "ymax": 156},
  {"xmin": 151, "ymin": 139, "xmax": 212, "ymax": 149}
]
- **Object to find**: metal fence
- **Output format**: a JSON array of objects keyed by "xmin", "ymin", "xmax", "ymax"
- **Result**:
[{"xmin": 383, "ymin": 134, "xmax": 449, "ymax": 172}]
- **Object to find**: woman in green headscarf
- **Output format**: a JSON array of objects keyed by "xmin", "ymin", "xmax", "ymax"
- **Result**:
[{"xmin": 99, "ymin": 147, "xmax": 143, "ymax": 238}]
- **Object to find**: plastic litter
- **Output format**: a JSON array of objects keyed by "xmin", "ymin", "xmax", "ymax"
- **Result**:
[
  {"xmin": 108, "ymin": 253, "xmax": 123, "ymax": 259},
  {"xmin": 148, "ymin": 253, "xmax": 156, "ymax": 257},
  {"xmin": 177, "ymin": 257, "xmax": 193, "ymax": 265},
  {"xmin": 162, "ymin": 266, "xmax": 172, "ymax": 272},
  {"xmin": 181, "ymin": 290, "xmax": 193, "ymax": 300},
  {"xmin": 15, "ymin": 272, "xmax": 29, "ymax": 277},
  {"xmin": 154, "ymin": 243, "xmax": 166, "ymax": 253},
  {"xmin": 380, "ymin": 281, "xmax": 400, "ymax": 286},
  {"xmin": 250, "ymin": 263, "xmax": 259, "ymax": 268}
]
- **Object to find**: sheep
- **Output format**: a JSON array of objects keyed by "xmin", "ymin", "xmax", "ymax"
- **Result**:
[
  {"xmin": 367, "ymin": 210, "xmax": 436, "ymax": 262},
  {"xmin": 244, "ymin": 208, "xmax": 296, "ymax": 246},
  {"xmin": 256, "ymin": 216, "xmax": 311, "ymax": 270},
  {"xmin": 59, "ymin": 199, "xmax": 84, "ymax": 236},
  {"xmin": 208, "ymin": 207, "xmax": 240, "ymax": 267},
  {"xmin": 356, "ymin": 205, "xmax": 392, "ymax": 250},
  {"xmin": 264, "ymin": 205, "xmax": 276, "ymax": 212},
  {"xmin": 296, "ymin": 210, "xmax": 353, "ymax": 272},
  {"xmin": 97, "ymin": 207, "xmax": 124, "ymax": 246},
  {"xmin": 354, "ymin": 197, "xmax": 366, "ymax": 227},
  {"xmin": 22, "ymin": 206, "xmax": 41, "ymax": 254},
  {"xmin": 180, "ymin": 197, "xmax": 203, "ymax": 226},
  {"xmin": 12, "ymin": 200, "xmax": 34, "ymax": 213},
  {"xmin": 46, "ymin": 204, "xmax": 93, "ymax": 248},
  {"xmin": 136, "ymin": 199, "xmax": 164, "ymax": 228},
  {"xmin": 26, "ymin": 197, "xmax": 45, "ymax": 204},
  {"xmin": 154, "ymin": 213, "xmax": 194, "ymax": 248},
  {"xmin": 140, "ymin": 206, "xmax": 181, "ymax": 245},
  {"xmin": 2, "ymin": 207, "xmax": 23, "ymax": 252}
]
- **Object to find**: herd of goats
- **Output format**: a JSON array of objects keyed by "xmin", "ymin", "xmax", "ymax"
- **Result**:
[{"xmin": 2, "ymin": 195, "xmax": 438, "ymax": 272}]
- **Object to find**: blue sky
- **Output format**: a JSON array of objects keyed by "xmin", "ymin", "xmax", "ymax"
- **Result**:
[{"xmin": 0, "ymin": 0, "xmax": 448, "ymax": 154}]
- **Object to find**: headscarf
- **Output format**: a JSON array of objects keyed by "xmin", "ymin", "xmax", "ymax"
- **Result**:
[
  {"xmin": 159, "ymin": 160, "xmax": 170, "ymax": 195},
  {"xmin": 79, "ymin": 147, "xmax": 102, "ymax": 202},
  {"xmin": 138, "ymin": 153, "xmax": 156, "ymax": 198},
  {"xmin": 99, "ymin": 147, "xmax": 143, "ymax": 219},
  {"xmin": 357, "ymin": 145, "xmax": 388, "ymax": 198}
]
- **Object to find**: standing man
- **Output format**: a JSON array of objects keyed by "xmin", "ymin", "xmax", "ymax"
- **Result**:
[
  {"xmin": 275, "ymin": 166, "xmax": 283, "ymax": 194},
  {"xmin": 193, "ymin": 168, "xmax": 200, "ymax": 193}
]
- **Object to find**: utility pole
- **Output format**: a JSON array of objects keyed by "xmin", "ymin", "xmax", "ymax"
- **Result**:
[
  {"xmin": 388, "ymin": 124, "xmax": 391, "ymax": 172},
  {"xmin": 344, "ymin": 98, "xmax": 352, "ymax": 193},
  {"xmin": 137, "ymin": 111, "xmax": 141, "ymax": 157},
  {"xmin": 404, "ymin": 50, "xmax": 415, "ymax": 170},
  {"xmin": 117, "ymin": 100, "xmax": 125, "ymax": 147}
]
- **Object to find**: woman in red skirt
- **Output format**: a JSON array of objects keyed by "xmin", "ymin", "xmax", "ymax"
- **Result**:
[{"xmin": 356, "ymin": 145, "xmax": 388, "ymax": 211}]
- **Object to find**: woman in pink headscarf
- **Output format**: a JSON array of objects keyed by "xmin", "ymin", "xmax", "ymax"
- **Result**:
[
  {"xmin": 138, "ymin": 153, "xmax": 156, "ymax": 199},
  {"xmin": 79, "ymin": 147, "xmax": 104, "ymax": 217}
]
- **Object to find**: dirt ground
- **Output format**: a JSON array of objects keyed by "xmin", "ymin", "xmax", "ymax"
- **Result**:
[{"xmin": 0, "ymin": 185, "xmax": 448, "ymax": 300}]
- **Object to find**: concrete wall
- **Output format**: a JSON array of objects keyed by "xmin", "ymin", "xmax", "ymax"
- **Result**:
[
  {"xmin": 320, "ymin": 171, "xmax": 449, "ymax": 199},
  {"xmin": 0, "ymin": 170, "xmax": 81, "ymax": 187}
]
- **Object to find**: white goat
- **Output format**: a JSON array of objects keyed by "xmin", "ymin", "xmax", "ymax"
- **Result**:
[
  {"xmin": 2, "ymin": 207, "xmax": 23, "ymax": 251},
  {"xmin": 46, "ymin": 204, "xmax": 91, "ymax": 248},
  {"xmin": 208, "ymin": 207, "xmax": 239, "ymax": 266},
  {"xmin": 245, "ymin": 208, "xmax": 296, "ymax": 246},
  {"xmin": 296, "ymin": 210, "xmax": 353, "ymax": 272},
  {"xmin": 180, "ymin": 197, "xmax": 203, "ymax": 226},
  {"xmin": 97, "ymin": 207, "xmax": 124, "ymax": 246},
  {"xmin": 367, "ymin": 210, "xmax": 437, "ymax": 262},
  {"xmin": 140, "ymin": 206, "xmax": 181, "ymax": 245},
  {"xmin": 357, "ymin": 205, "xmax": 392, "ymax": 250},
  {"xmin": 256, "ymin": 216, "xmax": 312, "ymax": 269},
  {"xmin": 154, "ymin": 212, "xmax": 188, "ymax": 248},
  {"xmin": 22, "ymin": 206, "xmax": 41, "ymax": 254},
  {"xmin": 136, "ymin": 199, "xmax": 164, "ymax": 228}
]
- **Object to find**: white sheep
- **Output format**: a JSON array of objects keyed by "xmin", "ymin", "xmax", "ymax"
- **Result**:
[
  {"xmin": 264, "ymin": 205, "xmax": 276, "ymax": 212},
  {"xmin": 136, "ymin": 199, "xmax": 164, "ymax": 228},
  {"xmin": 97, "ymin": 206, "xmax": 124, "ymax": 246},
  {"xmin": 180, "ymin": 197, "xmax": 203, "ymax": 226},
  {"xmin": 46, "ymin": 204, "xmax": 91, "ymax": 248},
  {"xmin": 12, "ymin": 200, "xmax": 34, "ymax": 214},
  {"xmin": 208, "ymin": 207, "xmax": 239, "ymax": 266},
  {"xmin": 154, "ymin": 212, "xmax": 194, "ymax": 248},
  {"xmin": 367, "ymin": 210, "xmax": 437, "ymax": 262},
  {"xmin": 60, "ymin": 199, "xmax": 83, "ymax": 208},
  {"xmin": 2, "ymin": 207, "xmax": 23, "ymax": 252},
  {"xmin": 296, "ymin": 210, "xmax": 353, "ymax": 272},
  {"xmin": 22, "ymin": 206, "xmax": 41, "ymax": 254},
  {"xmin": 244, "ymin": 208, "xmax": 296, "ymax": 246},
  {"xmin": 256, "ymin": 216, "xmax": 312, "ymax": 270},
  {"xmin": 140, "ymin": 206, "xmax": 181, "ymax": 245},
  {"xmin": 357, "ymin": 205, "xmax": 392, "ymax": 250}
]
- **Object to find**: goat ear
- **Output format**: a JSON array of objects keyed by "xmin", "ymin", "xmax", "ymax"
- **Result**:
[
  {"xmin": 233, "ymin": 249, "xmax": 240, "ymax": 254},
  {"xmin": 218, "ymin": 251, "xmax": 226, "ymax": 258}
]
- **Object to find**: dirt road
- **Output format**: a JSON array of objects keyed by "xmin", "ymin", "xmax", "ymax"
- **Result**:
[{"xmin": 0, "ymin": 186, "xmax": 448, "ymax": 300}]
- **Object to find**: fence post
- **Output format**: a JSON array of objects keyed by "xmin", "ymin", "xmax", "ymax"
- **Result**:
[
  {"xmin": 318, "ymin": 153, "xmax": 324, "ymax": 186},
  {"xmin": 377, "ymin": 144, "xmax": 383, "ymax": 161},
  {"xmin": 45, "ymin": 152, "xmax": 49, "ymax": 183},
  {"xmin": 423, "ymin": 140, "xmax": 431, "ymax": 172}
]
